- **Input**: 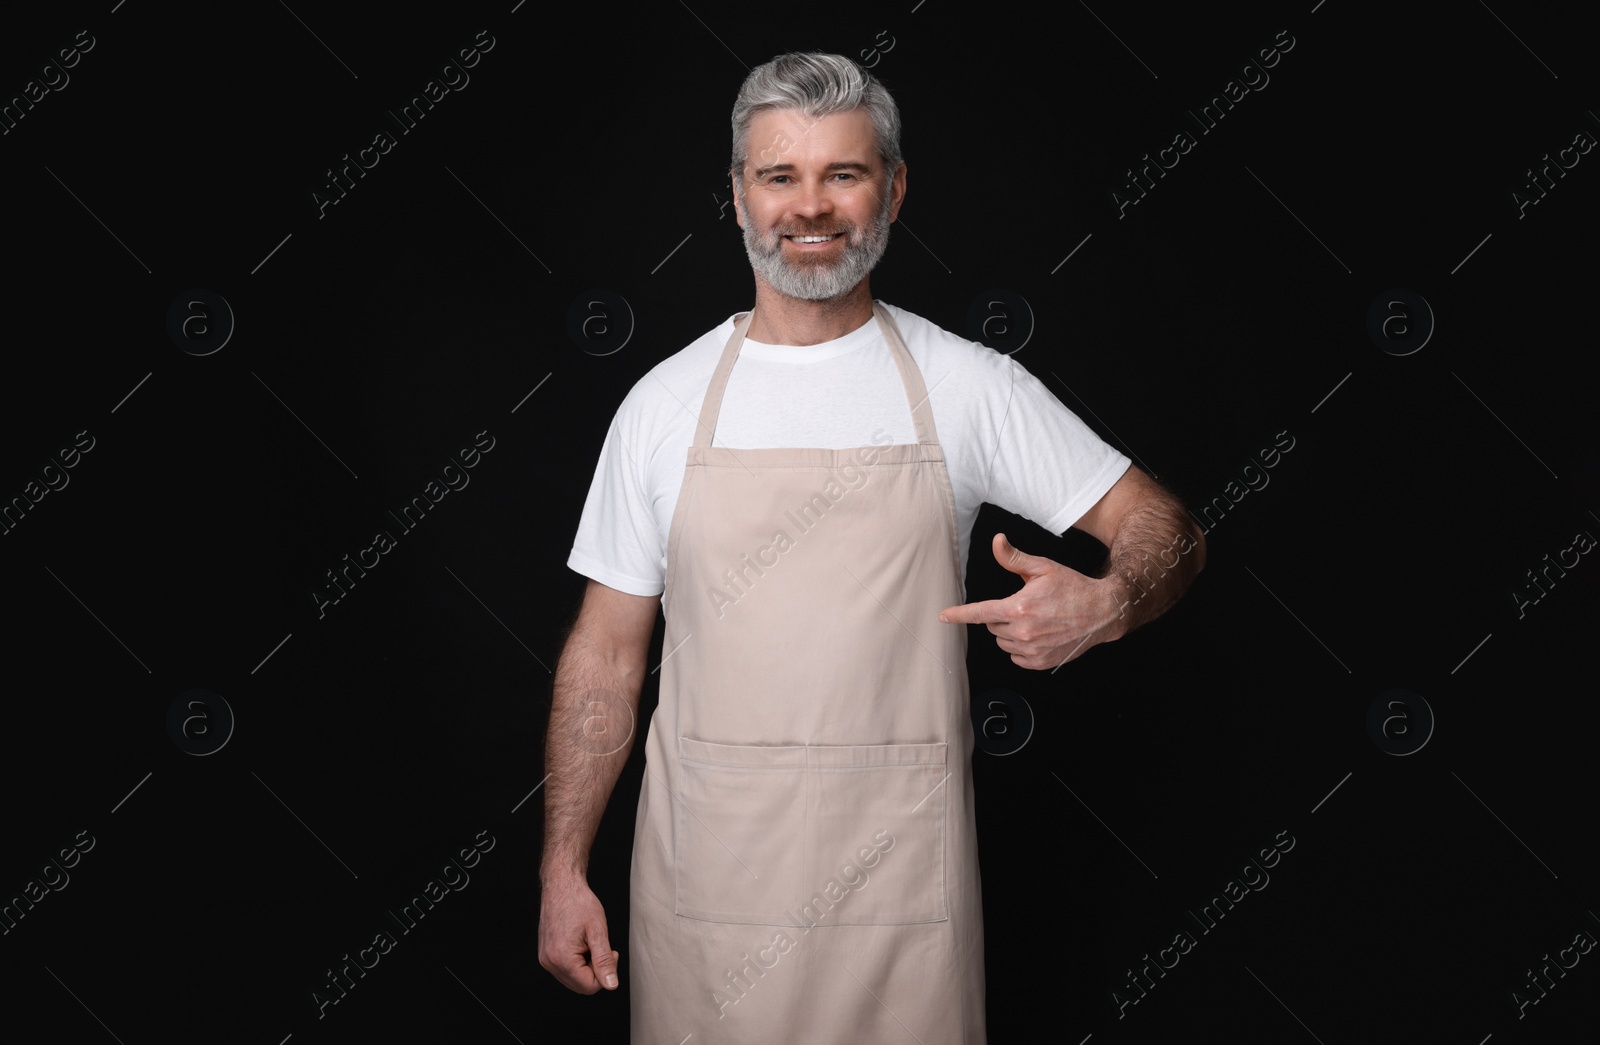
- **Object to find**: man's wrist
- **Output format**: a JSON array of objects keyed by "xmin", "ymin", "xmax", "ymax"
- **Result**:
[
  {"xmin": 540, "ymin": 856, "xmax": 589, "ymax": 888},
  {"xmin": 1100, "ymin": 574, "xmax": 1136, "ymax": 640}
]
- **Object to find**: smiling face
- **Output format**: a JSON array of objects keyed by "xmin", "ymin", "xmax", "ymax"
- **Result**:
[{"xmin": 733, "ymin": 107, "xmax": 906, "ymax": 302}]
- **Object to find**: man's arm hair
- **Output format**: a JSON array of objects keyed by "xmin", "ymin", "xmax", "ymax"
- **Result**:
[
  {"xmin": 540, "ymin": 579, "xmax": 658, "ymax": 884},
  {"xmin": 1075, "ymin": 467, "xmax": 1206, "ymax": 637},
  {"xmin": 1101, "ymin": 482, "xmax": 1205, "ymax": 632}
]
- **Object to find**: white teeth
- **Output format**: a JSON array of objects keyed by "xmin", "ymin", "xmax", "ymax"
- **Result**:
[{"xmin": 790, "ymin": 235, "xmax": 837, "ymax": 243}]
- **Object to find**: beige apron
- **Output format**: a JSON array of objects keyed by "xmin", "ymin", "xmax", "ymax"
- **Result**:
[{"xmin": 630, "ymin": 304, "xmax": 985, "ymax": 1043}]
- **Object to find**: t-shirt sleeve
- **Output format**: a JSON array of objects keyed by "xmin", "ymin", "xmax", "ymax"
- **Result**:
[
  {"xmin": 984, "ymin": 357, "xmax": 1132, "ymax": 536},
  {"xmin": 566, "ymin": 406, "xmax": 667, "ymax": 598}
]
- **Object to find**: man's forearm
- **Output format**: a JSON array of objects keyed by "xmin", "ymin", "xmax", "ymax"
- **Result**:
[
  {"xmin": 540, "ymin": 630, "xmax": 645, "ymax": 884},
  {"xmin": 1102, "ymin": 488, "xmax": 1206, "ymax": 634}
]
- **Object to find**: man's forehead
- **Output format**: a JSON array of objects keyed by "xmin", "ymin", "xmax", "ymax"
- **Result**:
[{"xmin": 744, "ymin": 107, "xmax": 880, "ymax": 169}]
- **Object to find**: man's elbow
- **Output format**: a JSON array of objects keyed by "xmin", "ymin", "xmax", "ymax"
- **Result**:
[{"xmin": 1156, "ymin": 488, "xmax": 1204, "ymax": 583}]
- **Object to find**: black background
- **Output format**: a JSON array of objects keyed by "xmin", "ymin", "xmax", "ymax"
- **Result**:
[{"xmin": 2, "ymin": 1, "xmax": 1596, "ymax": 1042}]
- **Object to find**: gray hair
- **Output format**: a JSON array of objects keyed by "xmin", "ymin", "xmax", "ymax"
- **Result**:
[{"xmin": 730, "ymin": 53, "xmax": 903, "ymax": 184}]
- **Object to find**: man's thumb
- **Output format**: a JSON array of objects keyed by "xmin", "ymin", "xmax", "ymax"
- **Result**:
[
  {"xmin": 591, "ymin": 936, "xmax": 620, "ymax": 990},
  {"xmin": 993, "ymin": 532, "xmax": 1038, "ymax": 577}
]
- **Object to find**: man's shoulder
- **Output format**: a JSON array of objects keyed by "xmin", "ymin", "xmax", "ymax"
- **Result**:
[
  {"xmin": 877, "ymin": 301, "xmax": 1017, "ymax": 382},
  {"xmin": 653, "ymin": 312, "xmax": 741, "ymax": 374},
  {"xmin": 614, "ymin": 313, "xmax": 741, "ymax": 418}
]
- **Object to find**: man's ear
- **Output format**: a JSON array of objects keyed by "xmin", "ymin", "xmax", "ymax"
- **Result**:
[
  {"xmin": 887, "ymin": 162, "xmax": 907, "ymax": 223},
  {"xmin": 730, "ymin": 171, "xmax": 745, "ymax": 228}
]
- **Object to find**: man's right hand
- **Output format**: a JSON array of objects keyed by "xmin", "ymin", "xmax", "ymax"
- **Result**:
[{"xmin": 538, "ymin": 875, "xmax": 621, "ymax": 993}]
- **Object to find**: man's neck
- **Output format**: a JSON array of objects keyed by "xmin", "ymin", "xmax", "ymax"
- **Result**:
[{"xmin": 745, "ymin": 278, "xmax": 876, "ymax": 346}]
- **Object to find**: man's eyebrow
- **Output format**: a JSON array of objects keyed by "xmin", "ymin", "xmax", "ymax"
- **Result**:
[{"xmin": 751, "ymin": 161, "xmax": 875, "ymax": 179}]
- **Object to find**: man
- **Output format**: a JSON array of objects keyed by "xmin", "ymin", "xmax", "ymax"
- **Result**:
[{"xmin": 539, "ymin": 53, "xmax": 1204, "ymax": 1043}]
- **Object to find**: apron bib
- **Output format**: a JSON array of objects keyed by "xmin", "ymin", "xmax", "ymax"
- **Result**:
[{"xmin": 630, "ymin": 304, "xmax": 986, "ymax": 1043}]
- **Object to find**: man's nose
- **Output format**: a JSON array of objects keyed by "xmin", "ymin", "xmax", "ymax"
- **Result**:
[{"xmin": 793, "ymin": 179, "xmax": 834, "ymax": 217}]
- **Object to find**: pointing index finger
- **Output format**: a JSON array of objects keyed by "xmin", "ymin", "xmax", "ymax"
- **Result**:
[{"xmin": 939, "ymin": 599, "xmax": 1009, "ymax": 625}]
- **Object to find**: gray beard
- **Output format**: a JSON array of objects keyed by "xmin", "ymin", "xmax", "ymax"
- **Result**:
[{"xmin": 740, "ymin": 196, "xmax": 893, "ymax": 302}]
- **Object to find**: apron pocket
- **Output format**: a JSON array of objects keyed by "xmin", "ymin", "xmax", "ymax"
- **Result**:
[
  {"xmin": 675, "ymin": 737, "xmax": 948, "ymax": 927},
  {"xmin": 676, "ymin": 738, "xmax": 810, "ymax": 924},
  {"xmin": 802, "ymin": 741, "xmax": 948, "ymax": 926}
]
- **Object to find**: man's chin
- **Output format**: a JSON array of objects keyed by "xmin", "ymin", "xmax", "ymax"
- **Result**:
[
  {"xmin": 787, "ymin": 287, "xmax": 858, "ymax": 303},
  {"xmin": 747, "ymin": 230, "xmax": 888, "ymax": 302},
  {"xmin": 767, "ymin": 270, "xmax": 866, "ymax": 302}
]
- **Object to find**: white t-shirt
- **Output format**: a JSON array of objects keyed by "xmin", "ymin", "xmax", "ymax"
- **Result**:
[{"xmin": 567, "ymin": 302, "xmax": 1131, "ymax": 599}]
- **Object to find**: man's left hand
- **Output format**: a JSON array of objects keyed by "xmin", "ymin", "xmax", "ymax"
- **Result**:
[{"xmin": 938, "ymin": 532, "xmax": 1126, "ymax": 670}]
